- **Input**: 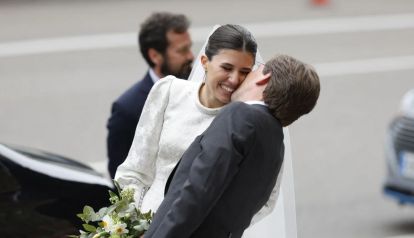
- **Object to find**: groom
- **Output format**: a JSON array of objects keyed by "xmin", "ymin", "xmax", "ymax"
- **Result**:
[{"xmin": 144, "ymin": 55, "xmax": 320, "ymax": 238}]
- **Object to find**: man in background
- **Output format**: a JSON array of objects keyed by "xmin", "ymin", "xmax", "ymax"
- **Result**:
[{"xmin": 107, "ymin": 12, "xmax": 194, "ymax": 178}]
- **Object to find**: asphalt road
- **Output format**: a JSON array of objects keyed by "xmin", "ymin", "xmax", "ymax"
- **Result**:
[{"xmin": 1, "ymin": 0, "xmax": 414, "ymax": 237}]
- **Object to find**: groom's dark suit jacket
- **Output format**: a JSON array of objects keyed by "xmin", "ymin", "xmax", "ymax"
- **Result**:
[{"xmin": 145, "ymin": 102, "xmax": 285, "ymax": 238}]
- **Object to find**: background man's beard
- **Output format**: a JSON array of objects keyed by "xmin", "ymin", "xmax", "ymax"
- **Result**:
[{"xmin": 160, "ymin": 60, "xmax": 193, "ymax": 79}]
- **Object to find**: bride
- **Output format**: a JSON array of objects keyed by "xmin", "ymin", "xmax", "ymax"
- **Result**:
[{"xmin": 115, "ymin": 24, "xmax": 295, "ymax": 237}]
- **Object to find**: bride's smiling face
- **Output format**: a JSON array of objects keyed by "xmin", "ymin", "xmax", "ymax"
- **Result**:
[{"xmin": 200, "ymin": 49, "xmax": 255, "ymax": 108}]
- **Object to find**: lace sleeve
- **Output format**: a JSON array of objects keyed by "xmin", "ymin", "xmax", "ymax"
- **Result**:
[{"xmin": 115, "ymin": 76, "xmax": 174, "ymax": 207}]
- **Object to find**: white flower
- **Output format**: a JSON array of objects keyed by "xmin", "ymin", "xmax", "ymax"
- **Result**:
[
  {"xmin": 117, "ymin": 203, "xmax": 136, "ymax": 218},
  {"xmin": 111, "ymin": 222, "xmax": 129, "ymax": 235},
  {"xmin": 140, "ymin": 220, "xmax": 150, "ymax": 230},
  {"xmin": 134, "ymin": 219, "xmax": 150, "ymax": 232},
  {"xmin": 102, "ymin": 215, "xmax": 115, "ymax": 232}
]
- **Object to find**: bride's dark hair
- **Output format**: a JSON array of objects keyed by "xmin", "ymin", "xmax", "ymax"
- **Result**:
[{"xmin": 205, "ymin": 24, "xmax": 257, "ymax": 60}]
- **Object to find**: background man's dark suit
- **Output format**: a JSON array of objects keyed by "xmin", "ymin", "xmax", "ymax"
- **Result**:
[
  {"xmin": 106, "ymin": 72, "xmax": 153, "ymax": 178},
  {"xmin": 145, "ymin": 102, "xmax": 285, "ymax": 238}
]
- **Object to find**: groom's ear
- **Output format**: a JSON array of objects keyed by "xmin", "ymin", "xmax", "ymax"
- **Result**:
[{"xmin": 256, "ymin": 72, "xmax": 271, "ymax": 86}]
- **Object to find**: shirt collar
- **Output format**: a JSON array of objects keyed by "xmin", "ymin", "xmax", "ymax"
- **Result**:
[
  {"xmin": 244, "ymin": 100, "xmax": 267, "ymax": 106},
  {"xmin": 149, "ymin": 68, "xmax": 161, "ymax": 83}
]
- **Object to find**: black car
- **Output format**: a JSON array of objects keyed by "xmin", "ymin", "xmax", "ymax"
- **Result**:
[
  {"xmin": 384, "ymin": 89, "xmax": 414, "ymax": 205},
  {"xmin": 0, "ymin": 143, "xmax": 114, "ymax": 238}
]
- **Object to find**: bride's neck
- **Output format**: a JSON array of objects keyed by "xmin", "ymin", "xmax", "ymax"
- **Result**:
[{"xmin": 199, "ymin": 84, "xmax": 223, "ymax": 108}]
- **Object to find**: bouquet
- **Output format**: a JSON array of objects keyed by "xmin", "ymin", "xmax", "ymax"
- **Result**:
[{"xmin": 70, "ymin": 181, "xmax": 153, "ymax": 238}]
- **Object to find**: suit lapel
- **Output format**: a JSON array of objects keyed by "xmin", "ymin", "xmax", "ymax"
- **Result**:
[{"xmin": 164, "ymin": 160, "xmax": 181, "ymax": 196}]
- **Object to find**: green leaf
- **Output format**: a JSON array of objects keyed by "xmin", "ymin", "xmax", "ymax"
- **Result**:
[
  {"xmin": 80, "ymin": 205, "xmax": 100, "ymax": 222},
  {"xmin": 142, "ymin": 210, "xmax": 154, "ymax": 220},
  {"xmin": 83, "ymin": 205, "xmax": 95, "ymax": 214},
  {"xmin": 109, "ymin": 190, "xmax": 120, "ymax": 204},
  {"xmin": 109, "ymin": 190, "xmax": 119, "ymax": 199},
  {"xmin": 113, "ymin": 179, "xmax": 122, "ymax": 194},
  {"xmin": 82, "ymin": 223, "xmax": 97, "ymax": 232},
  {"xmin": 109, "ymin": 234, "xmax": 121, "ymax": 238},
  {"xmin": 77, "ymin": 213, "xmax": 87, "ymax": 223}
]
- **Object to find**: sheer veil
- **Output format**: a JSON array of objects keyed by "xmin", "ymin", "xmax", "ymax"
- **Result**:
[
  {"xmin": 188, "ymin": 26, "xmax": 298, "ymax": 238},
  {"xmin": 187, "ymin": 25, "xmax": 217, "ymax": 83}
]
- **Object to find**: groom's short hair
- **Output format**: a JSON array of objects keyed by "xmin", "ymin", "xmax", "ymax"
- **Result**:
[{"xmin": 263, "ymin": 55, "xmax": 320, "ymax": 127}]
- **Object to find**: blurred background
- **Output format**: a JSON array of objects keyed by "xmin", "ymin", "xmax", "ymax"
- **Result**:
[{"xmin": 1, "ymin": 0, "xmax": 414, "ymax": 237}]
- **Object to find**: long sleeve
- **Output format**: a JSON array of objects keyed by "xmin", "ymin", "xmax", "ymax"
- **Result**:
[
  {"xmin": 147, "ymin": 104, "xmax": 257, "ymax": 238},
  {"xmin": 115, "ymin": 77, "xmax": 174, "ymax": 208}
]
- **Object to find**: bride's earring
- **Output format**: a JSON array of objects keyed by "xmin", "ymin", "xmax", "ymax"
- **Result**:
[{"xmin": 203, "ymin": 70, "xmax": 207, "ymax": 82}]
